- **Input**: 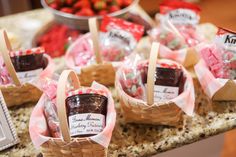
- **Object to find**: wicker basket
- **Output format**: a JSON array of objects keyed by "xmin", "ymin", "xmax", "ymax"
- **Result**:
[
  {"xmin": 115, "ymin": 42, "xmax": 189, "ymax": 127},
  {"xmin": 40, "ymin": 70, "xmax": 107, "ymax": 157},
  {"xmin": 0, "ymin": 30, "xmax": 49, "ymax": 107},
  {"xmin": 66, "ymin": 18, "xmax": 117, "ymax": 86}
]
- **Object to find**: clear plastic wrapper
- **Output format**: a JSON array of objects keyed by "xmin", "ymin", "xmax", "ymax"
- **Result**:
[
  {"xmin": 100, "ymin": 16, "xmax": 144, "ymax": 62},
  {"xmin": 149, "ymin": 0, "xmax": 204, "ymax": 51},
  {"xmin": 67, "ymin": 16, "xmax": 144, "ymax": 69},
  {"xmin": 40, "ymin": 77, "xmax": 61, "ymax": 138},
  {"xmin": 0, "ymin": 58, "xmax": 12, "ymax": 85},
  {"xmin": 119, "ymin": 54, "xmax": 185, "ymax": 102},
  {"xmin": 200, "ymin": 28, "xmax": 236, "ymax": 79}
]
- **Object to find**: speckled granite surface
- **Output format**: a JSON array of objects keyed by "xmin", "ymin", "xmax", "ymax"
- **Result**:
[{"xmin": 0, "ymin": 10, "xmax": 236, "ymax": 157}]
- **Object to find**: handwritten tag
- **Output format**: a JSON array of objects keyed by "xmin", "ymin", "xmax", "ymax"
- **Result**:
[
  {"xmin": 69, "ymin": 113, "xmax": 105, "ymax": 136},
  {"xmin": 153, "ymin": 85, "xmax": 179, "ymax": 102},
  {"xmin": 0, "ymin": 90, "xmax": 19, "ymax": 151}
]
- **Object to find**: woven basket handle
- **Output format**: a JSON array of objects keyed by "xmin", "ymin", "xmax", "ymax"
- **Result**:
[
  {"xmin": 0, "ymin": 30, "xmax": 21, "ymax": 86},
  {"xmin": 146, "ymin": 42, "xmax": 160, "ymax": 105},
  {"xmin": 57, "ymin": 70, "xmax": 80, "ymax": 142},
  {"xmin": 88, "ymin": 17, "xmax": 102, "ymax": 64}
]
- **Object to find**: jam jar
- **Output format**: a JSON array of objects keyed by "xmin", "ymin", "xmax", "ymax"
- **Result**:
[
  {"xmin": 10, "ymin": 53, "xmax": 47, "ymax": 82},
  {"xmin": 142, "ymin": 65, "xmax": 184, "ymax": 102},
  {"xmin": 66, "ymin": 93, "xmax": 107, "ymax": 138}
]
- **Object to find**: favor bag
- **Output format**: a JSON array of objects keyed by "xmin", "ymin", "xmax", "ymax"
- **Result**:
[
  {"xmin": 115, "ymin": 42, "xmax": 195, "ymax": 127},
  {"xmin": 0, "ymin": 30, "xmax": 54, "ymax": 107},
  {"xmin": 195, "ymin": 28, "xmax": 236, "ymax": 100},
  {"xmin": 148, "ymin": 0, "xmax": 204, "ymax": 67},
  {"xmin": 65, "ymin": 17, "xmax": 144, "ymax": 86},
  {"xmin": 29, "ymin": 70, "xmax": 116, "ymax": 157}
]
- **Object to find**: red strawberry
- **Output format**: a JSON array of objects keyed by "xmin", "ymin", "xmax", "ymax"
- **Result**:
[
  {"xmin": 73, "ymin": 0, "xmax": 90, "ymax": 9},
  {"xmin": 60, "ymin": 7, "xmax": 73, "ymax": 14},
  {"xmin": 65, "ymin": 0, "xmax": 73, "ymax": 6},
  {"xmin": 109, "ymin": 5, "xmax": 120, "ymax": 13},
  {"xmin": 94, "ymin": 1, "xmax": 107, "ymax": 10},
  {"xmin": 122, "ymin": 0, "xmax": 132, "ymax": 6},
  {"xmin": 112, "ymin": 0, "xmax": 122, "ymax": 6},
  {"xmin": 98, "ymin": 10, "xmax": 108, "ymax": 15},
  {"xmin": 49, "ymin": 3, "xmax": 59, "ymax": 10},
  {"xmin": 75, "ymin": 8, "xmax": 94, "ymax": 16}
]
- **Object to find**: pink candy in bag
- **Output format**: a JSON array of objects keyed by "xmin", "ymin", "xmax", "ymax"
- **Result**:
[
  {"xmin": 200, "ymin": 28, "xmax": 236, "ymax": 80},
  {"xmin": 149, "ymin": 0, "xmax": 203, "ymax": 50},
  {"xmin": 99, "ymin": 16, "xmax": 144, "ymax": 62},
  {"xmin": 0, "ymin": 58, "xmax": 12, "ymax": 85}
]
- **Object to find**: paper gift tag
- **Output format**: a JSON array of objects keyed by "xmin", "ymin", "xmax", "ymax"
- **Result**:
[{"xmin": 0, "ymin": 90, "xmax": 19, "ymax": 151}]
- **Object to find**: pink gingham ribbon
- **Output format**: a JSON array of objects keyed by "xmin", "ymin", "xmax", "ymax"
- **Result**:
[{"xmin": 67, "ymin": 88, "xmax": 108, "ymax": 97}]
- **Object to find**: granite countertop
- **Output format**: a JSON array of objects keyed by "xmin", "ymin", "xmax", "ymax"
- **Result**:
[{"xmin": 0, "ymin": 9, "xmax": 236, "ymax": 157}]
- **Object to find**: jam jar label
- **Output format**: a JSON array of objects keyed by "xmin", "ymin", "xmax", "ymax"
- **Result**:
[
  {"xmin": 69, "ymin": 113, "xmax": 105, "ymax": 136},
  {"xmin": 16, "ymin": 68, "xmax": 43, "ymax": 83},
  {"xmin": 153, "ymin": 85, "xmax": 179, "ymax": 102}
]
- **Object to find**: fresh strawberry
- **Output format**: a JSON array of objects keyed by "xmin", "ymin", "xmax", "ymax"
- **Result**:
[
  {"xmin": 98, "ymin": 10, "xmax": 108, "ymax": 15},
  {"xmin": 112, "ymin": 0, "xmax": 122, "ymax": 6},
  {"xmin": 49, "ymin": 2, "xmax": 59, "ymax": 9},
  {"xmin": 122, "ymin": 0, "xmax": 132, "ymax": 7},
  {"xmin": 65, "ymin": 0, "xmax": 73, "ymax": 6},
  {"xmin": 75, "ymin": 8, "xmax": 94, "ymax": 16},
  {"xmin": 73, "ymin": 0, "xmax": 91, "ymax": 9},
  {"xmin": 109, "ymin": 5, "xmax": 120, "ymax": 13},
  {"xmin": 94, "ymin": 1, "xmax": 107, "ymax": 10},
  {"xmin": 60, "ymin": 7, "xmax": 73, "ymax": 14}
]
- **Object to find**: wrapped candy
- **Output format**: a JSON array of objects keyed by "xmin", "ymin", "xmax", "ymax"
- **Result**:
[
  {"xmin": 200, "ymin": 28, "xmax": 236, "ymax": 79},
  {"xmin": 0, "ymin": 58, "xmax": 12, "ymax": 85},
  {"xmin": 149, "ymin": 0, "xmax": 203, "ymax": 50},
  {"xmin": 99, "ymin": 16, "xmax": 144, "ymax": 62},
  {"xmin": 40, "ymin": 78, "xmax": 61, "ymax": 138},
  {"xmin": 67, "ymin": 16, "xmax": 144, "ymax": 68},
  {"xmin": 119, "ymin": 54, "xmax": 185, "ymax": 102}
]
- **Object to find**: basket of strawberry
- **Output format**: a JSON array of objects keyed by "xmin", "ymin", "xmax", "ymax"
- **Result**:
[{"xmin": 41, "ymin": 0, "xmax": 139, "ymax": 30}]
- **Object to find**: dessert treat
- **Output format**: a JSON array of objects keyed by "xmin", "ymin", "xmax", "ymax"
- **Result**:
[
  {"xmin": 37, "ymin": 24, "xmax": 80, "ymax": 58},
  {"xmin": 120, "ymin": 60, "xmax": 185, "ymax": 102},
  {"xmin": 65, "ymin": 17, "xmax": 143, "ymax": 86},
  {"xmin": 0, "ymin": 30, "xmax": 54, "ymax": 107},
  {"xmin": 200, "ymin": 28, "xmax": 236, "ymax": 79},
  {"xmin": 66, "ymin": 93, "xmax": 107, "ymax": 137},
  {"xmin": 99, "ymin": 16, "xmax": 144, "ymax": 62},
  {"xmin": 0, "ymin": 58, "xmax": 12, "ymax": 85},
  {"xmin": 149, "ymin": 0, "xmax": 202, "ymax": 50},
  {"xmin": 29, "ymin": 70, "xmax": 116, "ymax": 157},
  {"xmin": 116, "ymin": 43, "xmax": 195, "ymax": 126},
  {"xmin": 8, "ymin": 47, "xmax": 48, "ymax": 83},
  {"xmin": 195, "ymin": 27, "xmax": 236, "ymax": 100},
  {"xmin": 69, "ymin": 16, "xmax": 144, "ymax": 65},
  {"xmin": 148, "ymin": 0, "xmax": 204, "ymax": 67}
]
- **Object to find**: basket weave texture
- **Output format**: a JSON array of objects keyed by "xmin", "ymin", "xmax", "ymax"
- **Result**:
[
  {"xmin": 0, "ymin": 84, "xmax": 42, "ymax": 107},
  {"xmin": 40, "ymin": 70, "xmax": 107, "ymax": 157},
  {"xmin": 41, "ymin": 138, "xmax": 107, "ymax": 157},
  {"xmin": 78, "ymin": 63, "xmax": 115, "ymax": 86},
  {"xmin": 115, "ymin": 42, "xmax": 185, "ymax": 127},
  {"xmin": 116, "ymin": 83, "xmax": 183, "ymax": 127}
]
